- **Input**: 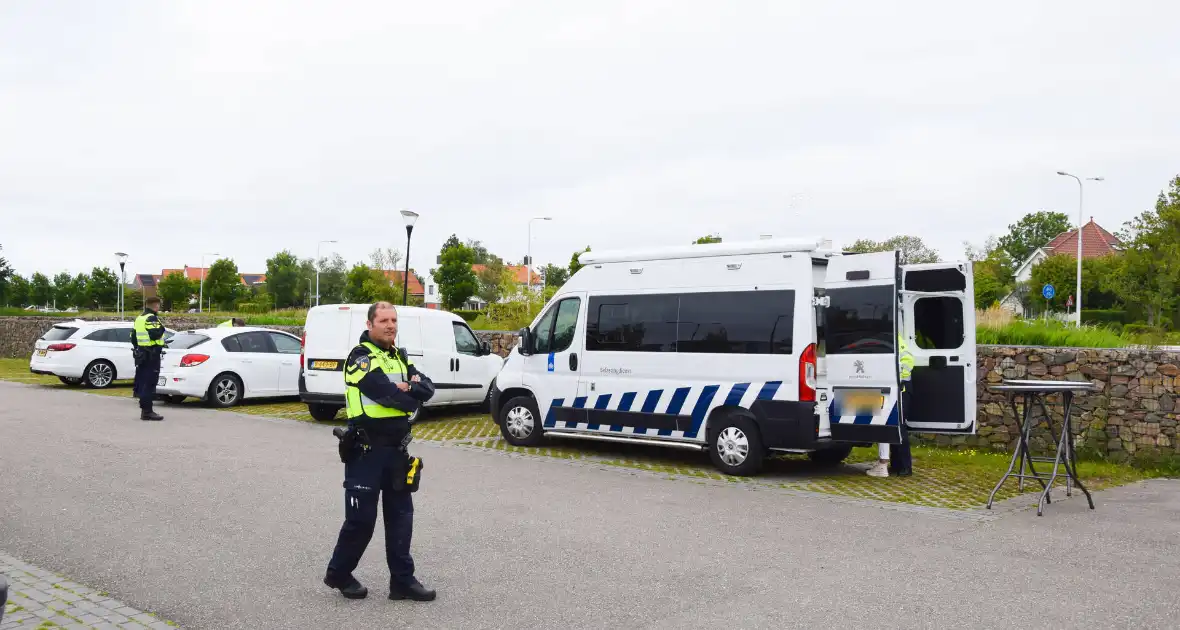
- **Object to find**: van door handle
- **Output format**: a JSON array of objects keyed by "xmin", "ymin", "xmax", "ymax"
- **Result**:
[
  {"xmin": 449, "ymin": 358, "xmax": 454, "ymax": 371},
  {"xmin": 456, "ymin": 358, "xmax": 460, "ymax": 371},
  {"xmin": 569, "ymin": 353, "xmax": 578, "ymax": 371}
]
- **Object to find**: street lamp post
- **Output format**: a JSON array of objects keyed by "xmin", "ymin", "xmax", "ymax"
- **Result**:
[
  {"xmin": 400, "ymin": 210, "xmax": 419, "ymax": 306},
  {"xmin": 115, "ymin": 252, "xmax": 128, "ymax": 320},
  {"xmin": 315, "ymin": 239, "xmax": 337, "ymax": 306},
  {"xmin": 1056, "ymin": 172, "xmax": 1104, "ymax": 327},
  {"xmin": 199, "ymin": 252, "xmax": 220, "ymax": 313},
  {"xmin": 527, "ymin": 217, "xmax": 552, "ymax": 295}
]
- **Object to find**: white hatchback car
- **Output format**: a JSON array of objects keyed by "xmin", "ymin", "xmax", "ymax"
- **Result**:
[
  {"xmin": 29, "ymin": 320, "xmax": 177, "ymax": 388},
  {"xmin": 155, "ymin": 326, "xmax": 303, "ymax": 407}
]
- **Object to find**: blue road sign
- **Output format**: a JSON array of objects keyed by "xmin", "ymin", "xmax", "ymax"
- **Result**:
[{"xmin": 1042, "ymin": 284, "xmax": 1056, "ymax": 300}]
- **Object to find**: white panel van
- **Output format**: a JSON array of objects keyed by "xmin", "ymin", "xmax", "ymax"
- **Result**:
[
  {"xmin": 490, "ymin": 238, "xmax": 976, "ymax": 476},
  {"xmin": 299, "ymin": 304, "xmax": 505, "ymax": 422}
]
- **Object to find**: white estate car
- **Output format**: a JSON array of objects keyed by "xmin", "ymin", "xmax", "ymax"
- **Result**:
[
  {"xmin": 29, "ymin": 320, "xmax": 177, "ymax": 388},
  {"xmin": 155, "ymin": 326, "xmax": 303, "ymax": 407}
]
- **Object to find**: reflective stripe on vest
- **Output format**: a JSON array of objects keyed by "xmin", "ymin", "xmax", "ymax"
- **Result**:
[
  {"xmin": 133, "ymin": 313, "xmax": 164, "ymax": 347},
  {"xmin": 345, "ymin": 341, "xmax": 412, "ymax": 420},
  {"xmin": 898, "ymin": 334, "xmax": 914, "ymax": 381}
]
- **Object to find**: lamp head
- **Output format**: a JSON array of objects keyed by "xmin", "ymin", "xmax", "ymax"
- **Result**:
[{"xmin": 400, "ymin": 210, "xmax": 419, "ymax": 228}]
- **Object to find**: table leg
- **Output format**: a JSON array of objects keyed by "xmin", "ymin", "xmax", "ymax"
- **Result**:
[
  {"xmin": 1060, "ymin": 392, "xmax": 1095, "ymax": 510},
  {"xmin": 987, "ymin": 392, "xmax": 1026, "ymax": 509}
]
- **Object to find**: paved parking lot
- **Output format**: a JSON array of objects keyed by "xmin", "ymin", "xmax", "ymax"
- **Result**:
[{"xmin": 2, "ymin": 378, "xmax": 1179, "ymax": 629}]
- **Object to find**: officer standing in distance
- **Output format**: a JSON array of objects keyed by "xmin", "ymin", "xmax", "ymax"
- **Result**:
[
  {"xmin": 324, "ymin": 301, "xmax": 436, "ymax": 602},
  {"xmin": 131, "ymin": 296, "xmax": 166, "ymax": 421}
]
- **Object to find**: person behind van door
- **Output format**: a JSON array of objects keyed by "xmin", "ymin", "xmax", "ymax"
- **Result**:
[
  {"xmin": 324, "ymin": 301, "xmax": 437, "ymax": 602},
  {"xmin": 131, "ymin": 296, "xmax": 166, "ymax": 421},
  {"xmin": 867, "ymin": 333, "xmax": 914, "ymax": 477}
]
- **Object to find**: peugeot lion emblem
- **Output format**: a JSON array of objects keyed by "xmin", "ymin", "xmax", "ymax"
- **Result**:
[{"xmin": 854, "ymin": 360, "xmax": 865, "ymax": 374}]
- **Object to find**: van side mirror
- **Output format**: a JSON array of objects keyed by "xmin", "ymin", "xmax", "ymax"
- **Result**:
[
  {"xmin": 480, "ymin": 340, "xmax": 491, "ymax": 356},
  {"xmin": 518, "ymin": 327, "xmax": 533, "ymax": 356}
]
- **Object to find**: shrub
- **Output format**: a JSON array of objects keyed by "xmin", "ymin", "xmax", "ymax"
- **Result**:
[
  {"xmin": 452, "ymin": 309, "xmax": 482, "ymax": 323},
  {"xmin": 1081, "ymin": 309, "xmax": 1129, "ymax": 326},
  {"xmin": 975, "ymin": 321, "xmax": 1126, "ymax": 348}
]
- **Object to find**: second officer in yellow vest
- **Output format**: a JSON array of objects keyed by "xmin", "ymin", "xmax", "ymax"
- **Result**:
[
  {"xmin": 324, "ymin": 301, "xmax": 436, "ymax": 602},
  {"xmin": 131, "ymin": 296, "xmax": 167, "ymax": 421}
]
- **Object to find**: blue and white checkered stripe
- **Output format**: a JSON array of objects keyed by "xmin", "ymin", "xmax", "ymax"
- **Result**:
[
  {"xmin": 828, "ymin": 390, "xmax": 900, "ymax": 427},
  {"xmin": 543, "ymin": 381, "xmax": 790, "ymax": 441}
]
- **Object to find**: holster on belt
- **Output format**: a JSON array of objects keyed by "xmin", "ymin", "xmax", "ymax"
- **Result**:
[
  {"xmin": 404, "ymin": 455, "xmax": 423, "ymax": 492},
  {"xmin": 332, "ymin": 426, "xmax": 361, "ymax": 463}
]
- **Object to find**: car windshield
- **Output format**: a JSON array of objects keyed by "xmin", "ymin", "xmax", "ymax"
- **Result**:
[
  {"xmin": 167, "ymin": 332, "xmax": 210, "ymax": 349},
  {"xmin": 41, "ymin": 326, "xmax": 78, "ymax": 341}
]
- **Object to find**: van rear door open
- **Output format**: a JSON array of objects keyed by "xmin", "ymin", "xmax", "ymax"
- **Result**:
[
  {"xmin": 899, "ymin": 262, "xmax": 977, "ymax": 435},
  {"xmin": 821, "ymin": 251, "xmax": 903, "ymax": 445}
]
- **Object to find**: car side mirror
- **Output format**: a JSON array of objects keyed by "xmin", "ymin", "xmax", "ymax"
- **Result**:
[{"xmin": 480, "ymin": 340, "xmax": 491, "ymax": 356}]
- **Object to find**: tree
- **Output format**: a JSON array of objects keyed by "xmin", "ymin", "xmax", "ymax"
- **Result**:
[
  {"xmin": 86, "ymin": 267, "xmax": 119, "ymax": 309},
  {"xmin": 693, "ymin": 234, "xmax": 722, "ymax": 244},
  {"xmin": 0, "ymin": 245, "xmax": 13, "ymax": 306},
  {"xmin": 204, "ymin": 258, "xmax": 245, "ymax": 310},
  {"xmin": 345, "ymin": 264, "xmax": 378, "ymax": 303},
  {"xmin": 369, "ymin": 247, "xmax": 404, "ymax": 273},
  {"xmin": 157, "ymin": 271, "xmax": 197, "ymax": 311},
  {"xmin": 70, "ymin": 274, "xmax": 89, "ymax": 309},
  {"xmin": 1102, "ymin": 175, "xmax": 1180, "ymax": 326},
  {"xmin": 432, "ymin": 242, "xmax": 478, "ymax": 310},
  {"xmin": 476, "ymin": 256, "xmax": 507, "ymax": 305},
  {"xmin": 569, "ymin": 246, "xmax": 591, "ymax": 276},
  {"xmin": 316, "ymin": 253, "xmax": 349, "ymax": 305},
  {"xmin": 466, "ymin": 239, "xmax": 497, "ymax": 265},
  {"xmin": 123, "ymin": 286, "xmax": 144, "ymax": 312},
  {"xmin": 996, "ymin": 210, "xmax": 1072, "ymax": 266},
  {"xmin": 965, "ymin": 236, "xmax": 1017, "ymax": 309},
  {"xmin": 29, "ymin": 272, "xmax": 52, "ymax": 307},
  {"xmin": 52, "ymin": 272, "xmax": 75, "ymax": 308},
  {"xmin": 6, "ymin": 274, "xmax": 29, "ymax": 307},
  {"xmin": 846, "ymin": 235, "xmax": 940, "ymax": 264},
  {"xmin": 265, "ymin": 250, "xmax": 303, "ymax": 308},
  {"xmin": 541, "ymin": 263, "xmax": 569, "ymax": 289}
]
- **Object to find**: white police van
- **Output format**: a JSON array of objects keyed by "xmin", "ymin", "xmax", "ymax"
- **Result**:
[{"xmin": 490, "ymin": 237, "xmax": 976, "ymax": 475}]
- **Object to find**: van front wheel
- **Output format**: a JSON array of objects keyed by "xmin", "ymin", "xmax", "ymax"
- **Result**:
[
  {"xmin": 500, "ymin": 396, "xmax": 542, "ymax": 446},
  {"xmin": 708, "ymin": 413, "xmax": 765, "ymax": 476}
]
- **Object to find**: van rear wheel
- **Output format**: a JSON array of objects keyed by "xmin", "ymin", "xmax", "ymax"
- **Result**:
[
  {"xmin": 708, "ymin": 413, "xmax": 765, "ymax": 476},
  {"xmin": 500, "ymin": 396, "xmax": 542, "ymax": 446}
]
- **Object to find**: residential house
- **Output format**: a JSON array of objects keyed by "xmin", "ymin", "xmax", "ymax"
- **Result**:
[
  {"xmin": 158, "ymin": 266, "xmax": 267, "ymax": 287},
  {"xmin": 378, "ymin": 270, "xmax": 426, "ymax": 303},
  {"xmin": 131, "ymin": 274, "xmax": 160, "ymax": 299},
  {"xmin": 423, "ymin": 264, "xmax": 542, "ymax": 311},
  {"xmin": 1000, "ymin": 218, "xmax": 1122, "ymax": 315}
]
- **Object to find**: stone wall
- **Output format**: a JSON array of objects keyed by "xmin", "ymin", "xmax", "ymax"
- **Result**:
[{"xmin": 964, "ymin": 346, "xmax": 1180, "ymax": 461}]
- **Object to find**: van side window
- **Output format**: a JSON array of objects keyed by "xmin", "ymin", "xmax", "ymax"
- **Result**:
[
  {"xmin": 452, "ymin": 322, "xmax": 481, "ymax": 355},
  {"xmin": 678, "ymin": 290, "xmax": 795, "ymax": 354},
  {"xmin": 824, "ymin": 286, "xmax": 895, "ymax": 355},
  {"xmin": 532, "ymin": 304, "xmax": 559, "ymax": 355},
  {"xmin": 587, "ymin": 294, "xmax": 677, "ymax": 352},
  {"xmin": 551, "ymin": 298, "xmax": 581, "ymax": 352}
]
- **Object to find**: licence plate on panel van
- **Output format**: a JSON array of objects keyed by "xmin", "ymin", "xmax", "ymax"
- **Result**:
[
  {"xmin": 834, "ymin": 389, "xmax": 885, "ymax": 417},
  {"xmin": 311, "ymin": 360, "xmax": 339, "ymax": 370}
]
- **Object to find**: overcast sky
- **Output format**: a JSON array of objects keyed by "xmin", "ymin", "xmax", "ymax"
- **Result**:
[{"xmin": 2, "ymin": 1, "xmax": 1178, "ymax": 279}]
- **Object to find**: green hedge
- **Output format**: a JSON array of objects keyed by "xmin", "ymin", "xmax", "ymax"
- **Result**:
[
  {"xmin": 452, "ymin": 309, "xmax": 482, "ymax": 323},
  {"xmin": 1081, "ymin": 309, "xmax": 1129, "ymax": 326}
]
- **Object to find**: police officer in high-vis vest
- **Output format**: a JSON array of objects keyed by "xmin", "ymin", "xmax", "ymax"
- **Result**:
[
  {"xmin": 324, "ymin": 301, "xmax": 436, "ymax": 602},
  {"xmin": 131, "ymin": 296, "xmax": 166, "ymax": 421},
  {"xmin": 867, "ymin": 332, "xmax": 914, "ymax": 477}
]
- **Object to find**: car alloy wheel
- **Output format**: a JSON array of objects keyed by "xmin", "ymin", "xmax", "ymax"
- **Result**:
[
  {"xmin": 214, "ymin": 377, "xmax": 239, "ymax": 406},
  {"xmin": 86, "ymin": 362, "xmax": 114, "ymax": 388}
]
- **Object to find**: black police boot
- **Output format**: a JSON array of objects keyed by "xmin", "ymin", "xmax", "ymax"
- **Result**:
[
  {"xmin": 141, "ymin": 410, "xmax": 163, "ymax": 421},
  {"xmin": 389, "ymin": 578, "xmax": 436, "ymax": 602},
  {"xmin": 324, "ymin": 572, "xmax": 368, "ymax": 599}
]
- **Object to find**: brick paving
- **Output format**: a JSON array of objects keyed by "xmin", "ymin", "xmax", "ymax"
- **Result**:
[{"xmin": 0, "ymin": 551, "xmax": 175, "ymax": 630}]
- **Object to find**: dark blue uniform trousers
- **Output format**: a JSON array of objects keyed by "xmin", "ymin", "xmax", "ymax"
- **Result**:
[
  {"xmin": 327, "ymin": 444, "xmax": 415, "ymax": 586},
  {"xmin": 132, "ymin": 352, "xmax": 161, "ymax": 411}
]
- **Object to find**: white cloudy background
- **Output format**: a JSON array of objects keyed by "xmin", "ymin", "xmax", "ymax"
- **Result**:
[{"xmin": 1, "ymin": 0, "xmax": 1178, "ymax": 278}]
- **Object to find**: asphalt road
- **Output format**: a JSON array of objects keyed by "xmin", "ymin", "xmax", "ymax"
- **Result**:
[{"xmin": 2, "ymin": 380, "xmax": 1178, "ymax": 629}]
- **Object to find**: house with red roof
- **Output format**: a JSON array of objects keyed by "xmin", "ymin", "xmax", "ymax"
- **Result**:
[
  {"xmin": 1001, "ymin": 218, "xmax": 1123, "ymax": 315},
  {"xmin": 378, "ymin": 270, "xmax": 425, "ymax": 301}
]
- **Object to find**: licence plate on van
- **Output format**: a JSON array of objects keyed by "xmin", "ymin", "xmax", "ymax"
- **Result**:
[
  {"xmin": 834, "ymin": 389, "xmax": 885, "ymax": 416},
  {"xmin": 311, "ymin": 360, "xmax": 339, "ymax": 370}
]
